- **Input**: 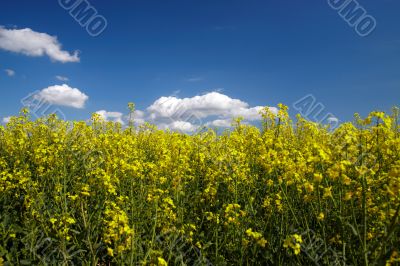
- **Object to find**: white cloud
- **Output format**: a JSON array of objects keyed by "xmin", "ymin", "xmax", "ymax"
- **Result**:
[
  {"xmin": 327, "ymin": 117, "xmax": 339, "ymax": 123},
  {"xmin": 95, "ymin": 92, "xmax": 276, "ymax": 133},
  {"xmin": 134, "ymin": 110, "xmax": 145, "ymax": 119},
  {"xmin": 230, "ymin": 106, "xmax": 266, "ymax": 121},
  {"xmin": 147, "ymin": 92, "xmax": 245, "ymax": 119},
  {"xmin": 0, "ymin": 26, "xmax": 80, "ymax": 63},
  {"xmin": 206, "ymin": 119, "xmax": 232, "ymax": 128},
  {"xmin": 35, "ymin": 84, "xmax": 88, "ymax": 109},
  {"xmin": 143, "ymin": 92, "xmax": 277, "ymax": 131},
  {"xmin": 96, "ymin": 110, "xmax": 125, "ymax": 125},
  {"xmin": 130, "ymin": 110, "xmax": 146, "ymax": 125},
  {"xmin": 4, "ymin": 69, "xmax": 15, "ymax": 76},
  {"xmin": 55, "ymin": 75, "xmax": 69, "ymax": 81},
  {"xmin": 158, "ymin": 121, "xmax": 198, "ymax": 132},
  {"xmin": 2, "ymin": 117, "xmax": 11, "ymax": 124},
  {"xmin": 147, "ymin": 92, "xmax": 276, "ymax": 121}
]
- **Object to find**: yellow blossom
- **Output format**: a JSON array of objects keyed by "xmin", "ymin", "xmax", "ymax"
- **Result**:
[{"xmin": 157, "ymin": 257, "xmax": 168, "ymax": 266}]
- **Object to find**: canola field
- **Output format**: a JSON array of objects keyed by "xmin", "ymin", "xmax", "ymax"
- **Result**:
[{"xmin": 0, "ymin": 105, "xmax": 399, "ymax": 265}]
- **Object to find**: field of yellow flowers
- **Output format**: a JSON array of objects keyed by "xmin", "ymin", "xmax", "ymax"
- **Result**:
[{"xmin": 0, "ymin": 105, "xmax": 399, "ymax": 265}]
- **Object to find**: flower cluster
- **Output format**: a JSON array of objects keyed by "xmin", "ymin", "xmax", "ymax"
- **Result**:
[
  {"xmin": 283, "ymin": 234, "xmax": 303, "ymax": 255},
  {"xmin": 0, "ymin": 106, "xmax": 399, "ymax": 265}
]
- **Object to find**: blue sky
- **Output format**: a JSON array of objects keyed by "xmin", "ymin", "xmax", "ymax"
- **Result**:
[{"xmin": 0, "ymin": 0, "xmax": 399, "ymax": 130}]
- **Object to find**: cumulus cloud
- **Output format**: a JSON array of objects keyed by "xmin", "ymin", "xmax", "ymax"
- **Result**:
[
  {"xmin": 96, "ymin": 110, "xmax": 125, "ymax": 125},
  {"xmin": 206, "ymin": 119, "xmax": 232, "ymax": 128},
  {"xmin": 157, "ymin": 121, "xmax": 198, "ymax": 132},
  {"xmin": 35, "ymin": 84, "xmax": 88, "ymax": 109},
  {"xmin": 147, "ymin": 92, "xmax": 276, "ymax": 121},
  {"xmin": 148, "ymin": 92, "xmax": 246, "ymax": 119},
  {"xmin": 55, "ymin": 75, "xmax": 69, "ymax": 81},
  {"xmin": 139, "ymin": 92, "xmax": 277, "ymax": 132},
  {"xmin": 4, "ymin": 69, "xmax": 15, "ymax": 76},
  {"xmin": 0, "ymin": 26, "xmax": 80, "ymax": 63},
  {"xmin": 2, "ymin": 117, "xmax": 11, "ymax": 124},
  {"xmin": 130, "ymin": 110, "xmax": 146, "ymax": 125},
  {"xmin": 96, "ymin": 92, "xmax": 276, "ymax": 133}
]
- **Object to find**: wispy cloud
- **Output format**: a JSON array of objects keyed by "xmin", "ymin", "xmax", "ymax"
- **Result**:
[
  {"xmin": 55, "ymin": 75, "xmax": 69, "ymax": 81},
  {"xmin": 0, "ymin": 26, "xmax": 80, "ymax": 63},
  {"xmin": 4, "ymin": 68, "xmax": 15, "ymax": 77}
]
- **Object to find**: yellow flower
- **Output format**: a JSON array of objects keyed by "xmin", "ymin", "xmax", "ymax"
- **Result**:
[
  {"xmin": 257, "ymin": 238, "xmax": 268, "ymax": 248},
  {"xmin": 386, "ymin": 250, "xmax": 400, "ymax": 266},
  {"xmin": 293, "ymin": 243, "xmax": 301, "ymax": 255},
  {"xmin": 157, "ymin": 257, "xmax": 168, "ymax": 266},
  {"xmin": 246, "ymin": 228, "xmax": 268, "ymax": 248},
  {"xmin": 341, "ymin": 175, "xmax": 352, "ymax": 186},
  {"xmin": 195, "ymin": 241, "xmax": 202, "ymax": 249},
  {"xmin": 262, "ymin": 197, "xmax": 271, "ymax": 208},
  {"xmin": 344, "ymin": 191, "xmax": 353, "ymax": 201},
  {"xmin": 68, "ymin": 194, "xmax": 78, "ymax": 200},
  {"xmin": 107, "ymin": 247, "xmax": 114, "ymax": 257},
  {"xmin": 323, "ymin": 187, "xmax": 332, "ymax": 199},
  {"xmin": 66, "ymin": 217, "xmax": 76, "ymax": 224},
  {"xmin": 283, "ymin": 234, "xmax": 302, "ymax": 255},
  {"xmin": 293, "ymin": 234, "xmax": 302, "ymax": 244},
  {"xmin": 1, "ymin": 103, "xmax": 400, "ymax": 264},
  {"xmin": 304, "ymin": 182, "xmax": 314, "ymax": 193},
  {"xmin": 313, "ymin": 173, "xmax": 323, "ymax": 183}
]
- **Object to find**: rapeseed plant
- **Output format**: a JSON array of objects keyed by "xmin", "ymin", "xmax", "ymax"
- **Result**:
[{"xmin": 0, "ymin": 105, "xmax": 399, "ymax": 265}]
